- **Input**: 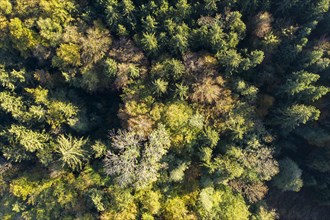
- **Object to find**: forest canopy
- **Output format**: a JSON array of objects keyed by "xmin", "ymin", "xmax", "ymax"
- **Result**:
[{"xmin": 0, "ymin": 0, "xmax": 330, "ymax": 219}]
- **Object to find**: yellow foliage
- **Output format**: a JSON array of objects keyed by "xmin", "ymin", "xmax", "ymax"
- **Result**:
[
  {"xmin": 25, "ymin": 86, "xmax": 49, "ymax": 105},
  {"xmin": 150, "ymin": 103, "xmax": 164, "ymax": 121},
  {"xmin": 47, "ymin": 100, "xmax": 78, "ymax": 129},
  {"xmin": 55, "ymin": 43, "xmax": 81, "ymax": 67},
  {"xmin": 8, "ymin": 18, "xmax": 37, "ymax": 55},
  {"xmin": 0, "ymin": 0, "xmax": 12, "ymax": 14},
  {"xmin": 39, "ymin": 0, "xmax": 75, "ymax": 24},
  {"xmin": 100, "ymin": 204, "xmax": 138, "ymax": 220},
  {"xmin": 125, "ymin": 100, "xmax": 149, "ymax": 116},
  {"xmin": 164, "ymin": 102, "xmax": 192, "ymax": 128},
  {"xmin": 10, "ymin": 177, "xmax": 38, "ymax": 200},
  {"xmin": 163, "ymin": 197, "xmax": 189, "ymax": 220},
  {"xmin": 138, "ymin": 190, "xmax": 161, "ymax": 215}
]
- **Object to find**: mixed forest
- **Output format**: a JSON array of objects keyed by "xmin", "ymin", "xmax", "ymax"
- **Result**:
[{"xmin": 0, "ymin": 0, "xmax": 330, "ymax": 219}]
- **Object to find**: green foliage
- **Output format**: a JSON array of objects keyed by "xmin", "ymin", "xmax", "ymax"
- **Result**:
[
  {"xmin": 175, "ymin": 83, "xmax": 189, "ymax": 100},
  {"xmin": 252, "ymin": 206, "xmax": 278, "ymax": 220},
  {"xmin": 92, "ymin": 141, "xmax": 107, "ymax": 158},
  {"xmin": 80, "ymin": 24, "xmax": 112, "ymax": 67},
  {"xmin": 0, "ymin": 0, "xmax": 12, "ymax": 15},
  {"xmin": 0, "ymin": 91, "xmax": 25, "ymax": 120},
  {"xmin": 53, "ymin": 43, "xmax": 81, "ymax": 67},
  {"xmin": 169, "ymin": 162, "xmax": 190, "ymax": 182},
  {"xmin": 0, "ymin": 66, "xmax": 25, "ymax": 91},
  {"xmin": 272, "ymin": 158, "xmax": 303, "ymax": 192},
  {"xmin": 47, "ymin": 100, "xmax": 79, "ymax": 129},
  {"xmin": 140, "ymin": 32, "xmax": 158, "ymax": 54},
  {"xmin": 81, "ymin": 70, "xmax": 100, "ymax": 92},
  {"xmin": 37, "ymin": 18, "xmax": 62, "ymax": 46},
  {"xmin": 104, "ymin": 58, "xmax": 118, "ymax": 77},
  {"xmin": 55, "ymin": 135, "xmax": 88, "ymax": 171},
  {"xmin": 197, "ymin": 186, "xmax": 250, "ymax": 220},
  {"xmin": 152, "ymin": 79, "xmax": 168, "ymax": 97},
  {"xmin": 138, "ymin": 190, "xmax": 161, "ymax": 215},
  {"xmin": 275, "ymin": 104, "xmax": 320, "ymax": 132},
  {"xmin": 163, "ymin": 197, "xmax": 189, "ymax": 220},
  {"xmin": 89, "ymin": 189, "xmax": 106, "ymax": 212},
  {"xmin": 142, "ymin": 15, "xmax": 158, "ymax": 33},
  {"xmin": 7, "ymin": 125, "xmax": 49, "ymax": 152},
  {"xmin": 1, "ymin": 0, "xmax": 330, "ymax": 219},
  {"xmin": 164, "ymin": 102, "xmax": 193, "ymax": 129},
  {"xmin": 280, "ymin": 70, "xmax": 329, "ymax": 102},
  {"xmin": 8, "ymin": 17, "xmax": 37, "ymax": 56}
]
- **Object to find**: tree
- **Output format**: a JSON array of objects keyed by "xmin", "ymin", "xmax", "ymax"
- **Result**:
[
  {"xmin": 169, "ymin": 23, "xmax": 190, "ymax": 54},
  {"xmin": 104, "ymin": 129, "xmax": 142, "ymax": 187},
  {"xmin": 204, "ymin": 0, "xmax": 219, "ymax": 11},
  {"xmin": 47, "ymin": 100, "xmax": 79, "ymax": 129},
  {"xmin": 121, "ymin": 0, "xmax": 135, "ymax": 17},
  {"xmin": 6, "ymin": 125, "xmax": 49, "ymax": 152},
  {"xmin": 150, "ymin": 58, "xmax": 185, "ymax": 80},
  {"xmin": 191, "ymin": 77, "xmax": 222, "ymax": 104},
  {"xmin": 280, "ymin": 70, "xmax": 329, "ymax": 102},
  {"xmin": 275, "ymin": 104, "xmax": 320, "ymax": 132},
  {"xmin": 241, "ymin": 147, "xmax": 279, "ymax": 182},
  {"xmin": 104, "ymin": 58, "xmax": 118, "ymax": 77},
  {"xmin": 80, "ymin": 23, "xmax": 112, "ymax": 68},
  {"xmin": 81, "ymin": 69, "xmax": 100, "ymax": 92},
  {"xmin": 241, "ymin": 50, "xmax": 265, "ymax": 70},
  {"xmin": 3, "ymin": 0, "xmax": 330, "ymax": 218},
  {"xmin": 252, "ymin": 12, "xmax": 273, "ymax": 39},
  {"xmin": 217, "ymin": 49, "xmax": 242, "ymax": 72},
  {"xmin": 175, "ymin": 83, "xmax": 189, "ymax": 100},
  {"xmin": 37, "ymin": 18, "xmax": 63, "ymax": 46},
  {"xmin": 39, "ymin": 0, "xmax": 75, "ymax": 24},
  {"xmin": 138, "ymin": 190, "xmax": 161, "ymax": 215},
  {"xmin": 163, "ymin": 102, "xmax": 192, "ymax": 129},
  {"xmin": 163, "ymin": 197, "xmax": 189, "ymax": 220},
  {"xmin": 272, "ymin": 158, "xmax": 303, "ymax": 192},
  {"xmin": 152, "ymin": 79, "xmax": 168, "ymax": 97},
  {"xmin": 142, "ymin": 15, "xmax": 158, "ymax": 32},
  {"xmin": 0, "ymin": 0, "xmax": 12, "ymax": 15},
  {"xmin": 140, "ymin": 32, "xmax": 158, "ymax": 54},
  {"xmin": 55, "ymin": 134, "xmax": 88, "ymax": 171},
  {"xmin": 175, "ymin": 0, "xmax": 191, "ymax": 20},
  {"xmin": 230, "ymin": 180, "xmax": 269, "ymax": 203},
  {"xmin": 133, "ymin": 124, "xmax": 171, "ymax": 188},
  {"xmin": 53, "ymin": 43, "xmax": 81, "ymax": 67},
  {"xmin": 104, "ymin": 125, "xmax": 170, "ymax": 188},
  {"xmin": 236, "ymin": 80, "xmax": 258, "ymax": 102},
  {"xmin": 165, "ymin": 59, "xmax": 185, "ymax": 80},
  {"xmin": 1, "ymin": 125, "xmax": 49, "ymax": 162},
  {"xmin": 8, "ymin": 18, "xmax": 37, "ymax": 56},
  {"xmin": 193, "ymin": 17, "xmax": 226, "ymax": 52},
  {"xmin": 169, "ymin": 162, "xmax": 190, "ymax": 182},
  {"xmin": 197, "ymin": 186, "xmax": 250, "ymax": 220},
  {"xmin": 0, "ymin": 65, "xmax": 25, "ymax": 91},
  {"xmin": 0, "ymin": 91, "xmax": 25, "ymax": 121},
  {"xmin": 92, "ymin": 140, "xmax": 107, "ymax": 158},
  {"xmin": 252, "ymin": 206, "xmax": 278, "ymax": 220}
]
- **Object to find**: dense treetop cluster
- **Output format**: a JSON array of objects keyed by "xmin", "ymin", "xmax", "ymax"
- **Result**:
[{"xmin": 0, "ymin": 0, "xmax": 330, "ymax": 219}]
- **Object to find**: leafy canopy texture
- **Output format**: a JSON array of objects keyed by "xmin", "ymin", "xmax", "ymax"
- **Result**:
[
  {"xmin": 0, "ymin": 0, "xmax": 330, "ymax": 219},
  {"xmin": 104, "ymin": 125, "xmax": 170, "ymax": 188},
  {"xmin": 55, "ymin": 135, "xmax": 88, "ymax": 171}
]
